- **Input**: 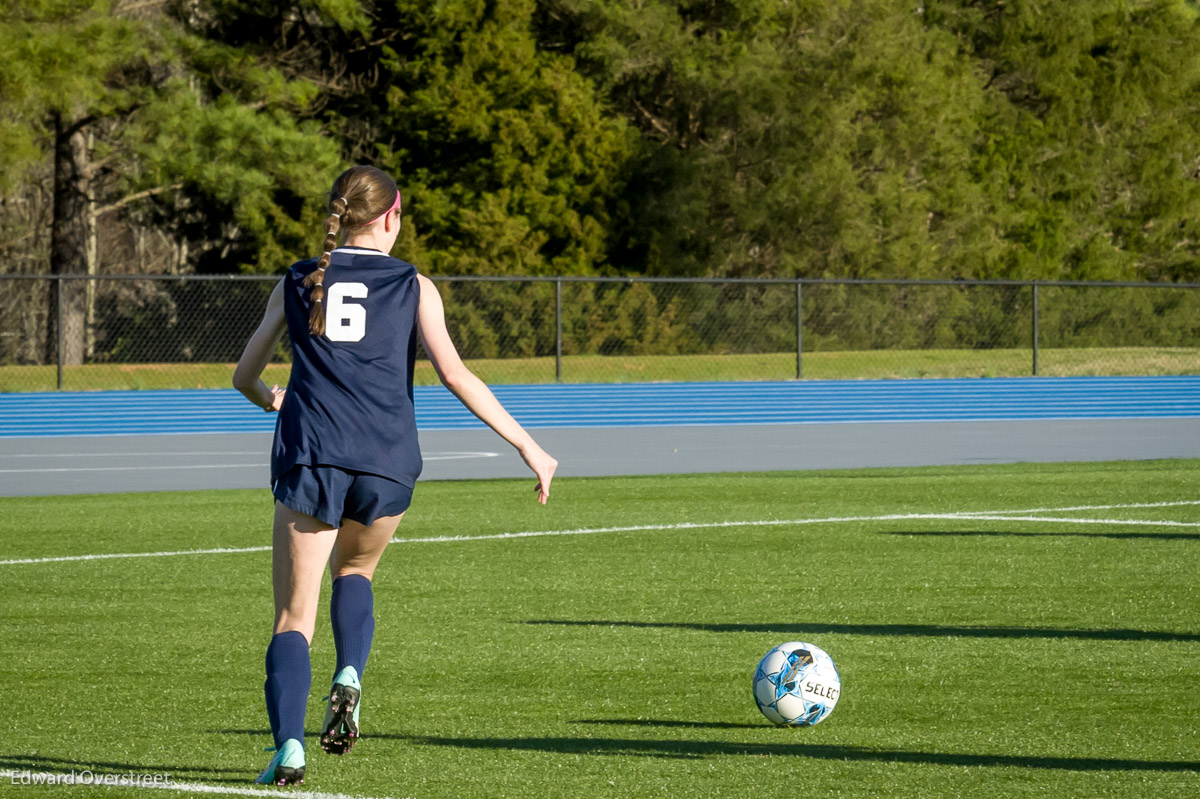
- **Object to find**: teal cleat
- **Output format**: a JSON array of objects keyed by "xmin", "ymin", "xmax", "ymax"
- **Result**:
[
  {"xmin": 320, "ymin": 665, "xmax": 362, "ymax": 755},
  {"xmin": 255, "ymin": 738, "xmax": 305, "ymax": 786}
]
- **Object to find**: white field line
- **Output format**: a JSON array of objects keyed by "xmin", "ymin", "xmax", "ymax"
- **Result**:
[
  {"xmin": 388, "ymin": 513, "xmax": 950, "ymax": 545},
  {"xmin": 1, "ymin": 500, "xmax": 1196, "ymax": 567},
  {"xmin": 0, "ymin": 770, "xmax": 407, "ymax": 799},
  {"xmin": 154, "ymin": 783, "xmax": 411, "ymax": 799},
  {"xmin": 955, "ymin": 500, "xmax": 1200, "ymax": 515},
  {"xmin": 0, "ymin": 545, "xmax": 273, "ymax": 565},
  {"xmin": 0, "ymin": 513, "xmax": 951, "ymax": 565},
  {"xmin": 951, "ymin": 515, "xmax": 1200, "ymax": 528}
]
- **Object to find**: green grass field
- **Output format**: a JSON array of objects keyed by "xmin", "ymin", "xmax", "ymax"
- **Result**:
[
  {"xmin": 3, "ymin": 461, "xmax": 1199, "ymax": 798},
  {"xmin": 2, "ymin": 346, "xmax": 1198, "ymax": 391}
]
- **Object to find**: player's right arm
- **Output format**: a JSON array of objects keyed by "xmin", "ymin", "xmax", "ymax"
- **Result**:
[
  {"xmin": 416, "ymin": 273, "xmax": 558, "ymax": 504},
  {"xmin": 233, "ymin": 279, "xmax": 287, "ymax": 412}
]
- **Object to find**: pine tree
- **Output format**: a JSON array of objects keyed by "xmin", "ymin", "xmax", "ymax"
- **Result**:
[
  {"xmin": 193, "ymin": 0, "xmax": 635, "ymax": 276},
  {"xmin": 0, "ymin": 0, "xmax": 341, "ymax": 364}
]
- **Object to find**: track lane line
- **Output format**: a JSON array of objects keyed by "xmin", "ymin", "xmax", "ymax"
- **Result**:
[{"xmin": 0, "ymin": 452, "xmax": 498, "ymax": 474}]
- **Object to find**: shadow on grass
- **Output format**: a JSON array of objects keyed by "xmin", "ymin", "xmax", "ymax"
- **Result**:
[
  {"xmin": 394, "ymin": 732, "xmax": 1200, "ymax": 772},
  {"xmin": 0, "ymin": 753, "xmax": 248, "ymax": 784},
  {"xmin": 210, "ymin": 729, "xmax": 328, "ymax": 737},
  {"xmin": 522, "ymin": 620, "xmax": 1200, "ymax": 643},
  {"xmin": 574, "ymin": 719, "xmax": 764, "ymax": 730},
  {"xmin": 206, "ymin": 726, "xmax": 1200, "ymax": 772},
  {"xmin": 883, "ymin": 529, "xmax": 1200, "ymax": 541}
]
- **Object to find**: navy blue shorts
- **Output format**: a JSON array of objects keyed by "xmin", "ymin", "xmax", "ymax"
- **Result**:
[{"xmin": 273, "ymin": 465, "xmax": 413, "ymax": 528}]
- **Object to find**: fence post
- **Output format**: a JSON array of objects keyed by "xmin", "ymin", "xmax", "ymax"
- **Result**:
[
  {"xmin": 56, "ymin": 277, "xmax": 64, "ymax": 390},
  {"xmin": 795, "ymin": 281, "xmax": 803, "ymax": 380},
  {"xmin": 555, "ymin": 278, "xmax": 563, "ymax": 383},
  {"xmin": 1031, "ymin": 282, "xmax": 1039, "ymax": 376}
]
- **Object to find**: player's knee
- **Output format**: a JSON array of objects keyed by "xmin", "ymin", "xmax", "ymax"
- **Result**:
[
  {"xmin": 330, "ymin": 566, "xmax": 375, "ymax": 582},
  {"xmin": 274, "ymin": 610, "xmax": 317, "ymax": 642}
]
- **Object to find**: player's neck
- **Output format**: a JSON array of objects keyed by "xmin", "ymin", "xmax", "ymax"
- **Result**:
[
  {"xmin": 337, "ymin": 243, "xmax": 386, "ymax": 254},
  {"xmin": 341, "ymin": 232, "xmax": 393, "ymax": 254}
]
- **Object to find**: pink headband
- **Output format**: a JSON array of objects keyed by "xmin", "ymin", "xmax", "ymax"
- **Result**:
[{"xmin": 367, "ymin": 191, "xmax": 402, "ymax": 226}]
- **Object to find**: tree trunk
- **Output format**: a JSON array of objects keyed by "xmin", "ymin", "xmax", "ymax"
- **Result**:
[
  {"xmin": 85, "ymin": 130, "xmax": 98, "ymax": 359},
  {"xmin": 47, "ymin": 112, "xmax": 92, "ymax": 367}
]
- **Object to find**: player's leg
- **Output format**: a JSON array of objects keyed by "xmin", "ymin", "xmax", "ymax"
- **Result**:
[
  {"xmin": 273, "ymin": 503, "xmax": 340, "ymax": 640},
  {"xmin": 320, "ymin": 509, "xmax": 405, "ymax": 754},
  {"xmin": 321, "ymin": 473, "xmax": 413, "ymax": 755},
  {"xmin": 259, "ymin": 502, "xmax": 338, "ymax": 784},
  {"xmin": 330, "ymin": 510, "xmax": 404, "ymax": 669}
]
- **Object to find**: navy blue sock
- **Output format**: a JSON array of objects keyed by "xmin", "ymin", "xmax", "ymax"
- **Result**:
[
  {"xmin": 330, "ymin": 574, "xmax": 375, "ymax": 680},
  {"xmin": 264, "ymin": 630, "xmax": 311, "ymax": 749}
]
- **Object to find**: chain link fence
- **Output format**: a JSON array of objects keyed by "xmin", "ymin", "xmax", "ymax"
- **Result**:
[{"xmin": 1, "ymin": 275, "xmax": 1198, "ymax": 392}]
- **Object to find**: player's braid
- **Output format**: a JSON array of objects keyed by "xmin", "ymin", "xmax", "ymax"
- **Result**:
[
  {"xmin": 304, "ymin": 196, "xmax": 350, "ymax": 336},
  {"xmin": 303, "ymin": 166, "xmax": 398, "ymax": 336}
]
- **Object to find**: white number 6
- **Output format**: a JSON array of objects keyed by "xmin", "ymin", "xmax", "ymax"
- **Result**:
[{"xmin": 325, "ymin": 282, "xmax": 369, "ymax": 342}]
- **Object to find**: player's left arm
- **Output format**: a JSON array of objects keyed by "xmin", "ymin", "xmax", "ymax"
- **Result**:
[
  {"xmin": 233, "ymin": 279, "xmax": 288, "ymax": 412},
  {"xmin": 416, "ymin": 273, "xmax": 558, "ymax": 504}
]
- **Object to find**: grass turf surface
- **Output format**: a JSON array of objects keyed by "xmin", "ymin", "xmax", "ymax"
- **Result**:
[{"xmin": 2, "ymin": 460, "xmax": 1198, "ymax": 797}]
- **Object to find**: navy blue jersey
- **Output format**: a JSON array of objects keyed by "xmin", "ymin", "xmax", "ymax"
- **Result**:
[{"xmin": 271, "ymin": 247, "xmax": 423, "ymax": 488}]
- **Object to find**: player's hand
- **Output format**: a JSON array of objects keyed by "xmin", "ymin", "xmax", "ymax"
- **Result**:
[
  {"xmin": 264, "ymin": 385, "xmax": 286, "ymax": 412},
  {"xmin": 520, "ymin": 445, "xmax": 558, "ymax": 505}
]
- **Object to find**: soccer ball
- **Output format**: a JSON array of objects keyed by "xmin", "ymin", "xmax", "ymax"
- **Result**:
[{"xmin": 752, "ymin": 641, "xmax": 841, "ymax": 726}]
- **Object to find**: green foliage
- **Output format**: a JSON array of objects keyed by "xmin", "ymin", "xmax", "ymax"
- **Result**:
[
  {"xmin": 8, "ymin": 0, "xmax": 1200, "ymax": 369},
  {"xmin": 931, "ymin": 0, "xmax": 1200, "ymax": 282},
  {"xmin": 0, "ymin": 0, "xmax": 147, "ymax": 189},
  {"xmin": 190, "ymin": 0, "xmax": 636, "ymax": 276},
  {"xmin": 539, "ymin": 0, "xmax": 1200, "ymax": 283},
  {"xmin": 0, "ymin": 0, "xmax": 342, "ymax": 274},
  {"xmin": 538, "ymin": 0, "xmax": 990, "ymax": 278},
  {"xmin": 382, "ymin": 0, "xmax": 636, "ymax": 276},
  {"xmin": 128, "ymin": 87, "xmax": 341, "ymax": 273}
]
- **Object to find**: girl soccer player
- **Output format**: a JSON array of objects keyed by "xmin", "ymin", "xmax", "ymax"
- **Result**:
[{"xmin": 233, "ymin": 165, "xmax": 558, "ymax": 786}]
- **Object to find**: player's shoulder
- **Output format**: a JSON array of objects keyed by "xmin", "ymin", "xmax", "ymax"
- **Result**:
[
  {"xmin": 415, "ymin": 272, "xmax": 441, "ymax": 301},
  {"xmin": 380, "ymin": 255, "xmax": 419, "ymax": 275},
  {"xmin": 372, "ymin": 257, "xmax": 422, "ymax": 292},
  {"xmin": 287, "ymin": 258, "xmax": 320, "ymax": 280}
]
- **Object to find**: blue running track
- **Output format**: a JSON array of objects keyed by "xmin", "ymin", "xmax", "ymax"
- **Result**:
[{"xmin": 0, "ymin": 376, "xmax": 1198, "ymax": 438}]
